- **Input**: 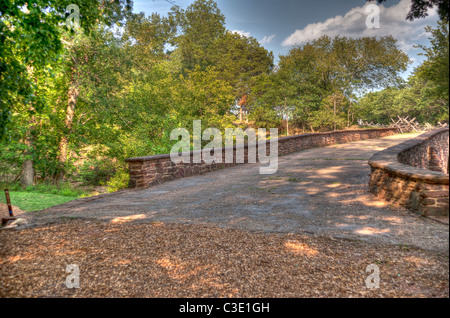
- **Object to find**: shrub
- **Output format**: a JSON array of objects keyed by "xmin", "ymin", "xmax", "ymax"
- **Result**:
[
  {"xmin": 76, "ymin": 159, "xmax": 117, "ymax": 186},
  {"xmin": 106, "ymin": 169, "xmax": 130, "ymax": 193}
]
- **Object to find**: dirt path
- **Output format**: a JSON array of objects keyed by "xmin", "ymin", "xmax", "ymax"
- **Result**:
[
  {"xmin": 26, "ymin": 133, "xmax": 449, "ymax": 253},
  {"xmin": 0, "ymin": 203, "xmax": 25, "ymax": 217},
  {"xmin": 1, "ymin": 220, "xmax": 448, "ymax": 298}
]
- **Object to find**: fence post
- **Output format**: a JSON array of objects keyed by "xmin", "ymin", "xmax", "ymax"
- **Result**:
[{"xmin": 4, "ymin": 189, "xmax": 13, "ymax": 217}]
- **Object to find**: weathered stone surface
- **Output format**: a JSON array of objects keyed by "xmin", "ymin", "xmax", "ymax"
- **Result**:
[
  {"xmin": 421, "ymin": 198, "xmax": 437, "ymax": 206},
  {"xmin": 423, "ymin": 190, "xmax": 449, "ymax": 198},
  {"xmin": 369, "ymin": 128, "xmax": 449, "ymax": 217},
  {"xmin": 126, "ymin": 128, "xmax": 398, "ymax": 189},
  {"xmin": 398, "ymin": 128, "xmax": 449, "ymax": 174},
  {"xmin": 423, "ymin": 206, "xmax": 449, "ymax": 217}
]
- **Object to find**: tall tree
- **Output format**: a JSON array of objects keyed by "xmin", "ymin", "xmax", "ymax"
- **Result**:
[
  {"xmin": 254, "ymin": 35, "xmax": 409, "ymax": 132},
  {"xmin": 213, "ymin": 31, "xmax": 274, "ymax": 122},
  {"xmin": 169, "ymin": 0, "xmax": 273, "ymax": 123},
  {"xmin": 0, "ymin": 0, "xmax": 133, "ymax": 139},
  {"xmin": 415, "ymin": 20, "xmax": 449, "ymax": 108},
  {"xmin": 1, "ymin": 0, "xmax": 132, "ymax": 185},
  {"xmin": 169, "ymin": 0, "xmax": 226, "ymax": 72}
]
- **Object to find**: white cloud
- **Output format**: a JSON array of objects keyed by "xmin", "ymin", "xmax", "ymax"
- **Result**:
[
  {"xmin": 260, "ymin": 34, "xmax": 276, "ymax": 45},
  {"xmin": 282, "ymin": 0, "xmax": 437, "ymax": 52},
  {"xmin": 231, "ymin": 29, "xmax": 251, "ymax": 38}
]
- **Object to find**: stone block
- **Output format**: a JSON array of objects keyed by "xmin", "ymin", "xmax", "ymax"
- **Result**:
[
  {"xmin": 421, "ymin": 198, "xmax": 436, "ymax": 206},
  {"xmin": 423, "ymin": 190, "xmax": 449, "ymax": 198}
]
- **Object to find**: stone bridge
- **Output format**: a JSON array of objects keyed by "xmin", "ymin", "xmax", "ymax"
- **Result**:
[
  {"xmin": 369, "ymin": 128, "xmax": 449, "ymax": 217},
  {"xmin": 27, "ymin": 129, "xmax": 449, "ymax": 253}
]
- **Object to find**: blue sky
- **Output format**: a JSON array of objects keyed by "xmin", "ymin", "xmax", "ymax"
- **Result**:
[{"xmin": 133, "ymin": 0, "xmax": 439, "ymax": 78}]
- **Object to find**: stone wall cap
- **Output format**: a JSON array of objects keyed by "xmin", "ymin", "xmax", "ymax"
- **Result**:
[
  {"xmin": 126, "ymin": 128, "xmax": 398, "ymax": 163},
  {"xmin": 369, "ymin": 128, "xmax": 449, "ymax": 184}
]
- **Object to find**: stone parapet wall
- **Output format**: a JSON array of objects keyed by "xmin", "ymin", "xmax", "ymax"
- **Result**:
[
  {"xmin": 126, "ymin": 128, "xmax": 398, "ymax": 189},
  {"xmin": 369, "ymin": 128, "xmax": 449, "ymax": 217},
  {"xmin": 398, "ymin": 129, "xmax": 449, "ymax": 174}
]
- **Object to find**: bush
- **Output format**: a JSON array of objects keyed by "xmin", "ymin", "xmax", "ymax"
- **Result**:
[
  {"xmin": 106, "ymin": 169, "xmax": 130, "ymax": 193},
  {"xmin": 248, "ymin": 106, "xmax": 282, "ymax": 130},
  {"xmin": 76, "ymin": 159, "xmax": 117, "ymax": 186}
]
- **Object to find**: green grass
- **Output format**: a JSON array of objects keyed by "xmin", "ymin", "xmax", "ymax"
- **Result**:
[
  {"xmin": 0, "ymin": 191, "xmax": 78, "ymax": 212},
  {"xmin": 1, "ymin": 182, "xmax": 88, "ymax": 197},
  {"xmin": 0, "ymin": 182, "xmax": 90, "ymax": 212}
]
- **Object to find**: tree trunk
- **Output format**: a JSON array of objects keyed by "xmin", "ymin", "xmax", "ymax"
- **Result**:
[
  {"xmin": 56, "ymin": 67, "xmax": 79, "ymax": 182},
  {"xmin": 284, "ymin": 100, "xmax": 289, "ymax": 136},
  {"xmin": 286, "ymin": 117, "xmax": 289, "ymax": 136},
  {"xmin": 20, "ymin": 113, "xmax": 36, "ymax": 188},
  {"xmin": 238, "ymin": 95, "xmax": 247, "ymax": 123},
  {"xmin": 333, "ymin": 95, "xmax": 337, "ymax": 131},
  {"xmin": 347, "ymin": 98, "xmax": 352, "ymax": 127},
  {"xmin": 20, "ymin": 65, "xmax": 36, "ymax": 188},
  {"xmin": 20, "ymin": 160, "xmax": 34, "ymax": 188}
]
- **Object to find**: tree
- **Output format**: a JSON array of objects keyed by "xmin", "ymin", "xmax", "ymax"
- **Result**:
[
  {"xmin": 415, "ymin": 20, "xmax": 449, "ymax": 108},
  {"xmin": 173, "ymin": 65, "xmax": 235, "ymax": 130},
  {"xmin": 169, "ymin": 0, "xmax": 274, "ymax": 123},
  {"xmin": 356, "ymin": 72, "xmax": 448, "ymax": 125},
  {"xmin": 213, "ymin": 31, "xmax": 274, "ymax": 122},
  {"xmin": 54, "ymin": 27, "xmax": 135, "ymax": 181},
  {"xmin": 122, "ymin": 11, "xmax": 176, "ymax": 72},
  {"xmin": 249, "ymin": 69, "xmax": 300, "ymax": 134},
  {"xmin": 169, "ymin": 0, "xmax": 226, "ymax": 72},
  {"xmin": 0, "ymin": 0, "xmax": 133, "ymax": 139},
  {"xmin": 1, "ymin": 0, "xmax": 132, "ymax": 186},
  {"xmin": 267, "ymin": 35, "xmax": 409, "ymax": 131}
]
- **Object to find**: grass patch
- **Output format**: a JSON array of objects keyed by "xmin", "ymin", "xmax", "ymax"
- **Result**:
[
  {"xmin": 0, "ymin": 191, "xmax": 78, "ymax": 212},
  {"xmin": 1, "ymin": 182, "xmax": 88, "ymax": 197},
  {"xmin": 0, "ymin": 182, "xmax": 91, "ymax": 212}
]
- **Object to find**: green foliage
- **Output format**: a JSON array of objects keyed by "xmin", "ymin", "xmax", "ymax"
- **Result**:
[
  {"xmin": 356, "ymin": 20, "xmax": 449, "ymax": 125},
  {"xmin": 310, "ymin": 93, "xmax": 348, "ymax": 131},
  {"xmin": 76, "ymin": 159, "xmax": 117, "ymax": 186},
  {"xmin": 0, "ymin": 141, "xmax": 28, "ymax": 168},
  {"xmin": 356, "ymin": 74, "xmax": 449, "ymax": 125},
  {"xmin": 250, "ymin": 35, "xmax": 409, "ymax": 131},
  {"xmin": 169, "ymin": 0, "xmax": 226, "ymax": 71},
  {"xmin": 106, "ymin": 169, "xmax": 129, "ymax": 193},
  {"xmin": 213, "ymin": 31, "xmax": 274, "ymax": 101},
  {"xmin": 0, "ymin": 0, "xmax": 133, "ymax": 139},
  {"xmin": 415, "ymin": 20, "xmax": 449, "ymax": 108},
  {"xmin": 2, "ymin": 0, "xmax": 447, "ymax": 197},
  {"xmin": 248, "ymin": 106, "xmax": 282, "ymax": 130},
  {"xmin": 175, "ymin": 66, "xmax": 235, "ymax": 128}
]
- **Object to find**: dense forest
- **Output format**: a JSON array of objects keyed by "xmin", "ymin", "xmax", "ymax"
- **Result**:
[{"xmin": 0, "ymin": 0, "xmax": 448, "ymax": 193}]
